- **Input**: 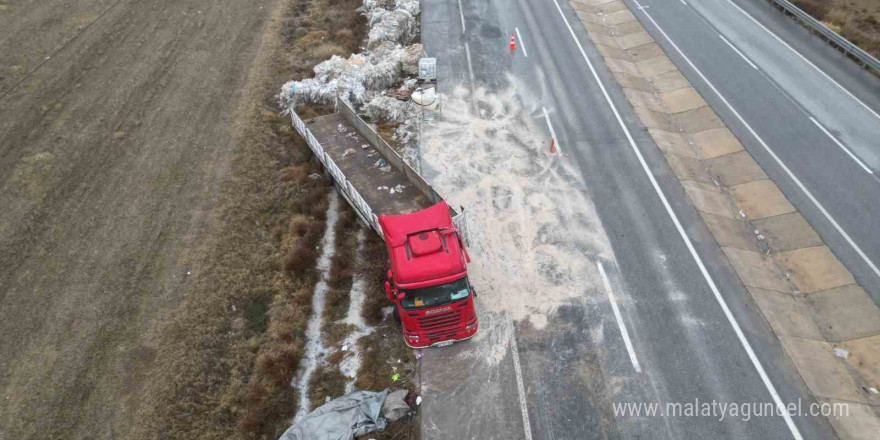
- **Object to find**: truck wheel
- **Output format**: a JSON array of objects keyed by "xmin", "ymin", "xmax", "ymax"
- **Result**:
[{"xmin": 392, "ymin": 306, "xmax": 401, "ymax": 323}]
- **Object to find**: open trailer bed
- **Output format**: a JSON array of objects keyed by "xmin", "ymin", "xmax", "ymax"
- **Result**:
[{"xmin": 289, "ymin": 98, "xmax": 467, "ymax": 241}]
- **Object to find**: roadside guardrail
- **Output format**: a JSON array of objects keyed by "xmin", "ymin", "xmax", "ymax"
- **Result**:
[{"xmin": 765, "ymin": 0, "xmax": 880, "ymax": 72}]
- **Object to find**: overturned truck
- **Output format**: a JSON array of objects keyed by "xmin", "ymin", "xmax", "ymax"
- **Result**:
[{"xmin": 289, "ymin": 99, "xmax": 478, "ymax": 348}]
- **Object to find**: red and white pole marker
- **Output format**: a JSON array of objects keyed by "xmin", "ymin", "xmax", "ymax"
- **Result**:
[
  {"xmin": 549, "ymin": 138, "xmax": 556, "ymax": 154},
  {"xmin": 510, "ymin": 33, "xmax": 516, "ymax": 51}
]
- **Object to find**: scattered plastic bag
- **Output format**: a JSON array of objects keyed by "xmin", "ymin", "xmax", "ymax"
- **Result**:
[{"xmin": 382, "ymin": 389, "xmax": 410, "ymax": 422}]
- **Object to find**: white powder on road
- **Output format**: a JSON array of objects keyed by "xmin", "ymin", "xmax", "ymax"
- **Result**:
[{"xmin": 421, "ymin": 81, "xmax": 614, "ymax": 332}]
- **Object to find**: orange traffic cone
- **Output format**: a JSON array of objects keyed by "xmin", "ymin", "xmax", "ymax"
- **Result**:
[
  {"xmin": 549, "ymin": 138, "xmax": 556, "ymax": 154},
  {"xmin": 510, "ymin": 33, "xmax": 516, "ymax": 51}
]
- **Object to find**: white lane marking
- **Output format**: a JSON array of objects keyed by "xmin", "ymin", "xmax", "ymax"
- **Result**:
[
  {"xmin": 634, "ymin": 0, "xmax": 880, "ymax": 282},
  {"xmin": 551, "ymin": 1, "xmax": 805, "ymax": 439},
  {"xmin": 718, "ymin": 33, "xmax": 758, "ymax": 69},
  {"xmin": 598, "ymin": 262, "xmax": 642, "ymax": 373},
  {"xmin": 723, "ymin": 0, "xmax": 880, "ymax": 121},
  {"xmin": 810, "ymin": 117, "xmax": 873, "ymax": 174},
  {"xmin": 464, "ymin": 42, "xmax": 476, "ymax": 85},
  {"xmin": 457, "ymin": 0, "xmax": 466, "ymax": 33},
  {"xmin": 509, "ymin": 331, "xmax": 534, "ymax": 440},
  {"xmin": 464, "ymin": 42, "xmax": 478, "ymax": 111},
  {"xmin": 516, "ymin": 27, "xmax": 528, "ymax": 57},
  {"xmin": 542, "ymin": 106, "xmax": 561, "ymax": 153},
  {"xmin": 680, "ymin": 0, "xmax": 687, "ymax": 4}
]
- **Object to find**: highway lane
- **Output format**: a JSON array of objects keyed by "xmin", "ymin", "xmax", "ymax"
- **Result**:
[
  {"xmin": 419, "ymin": 0, "xmax": 836, "ymax": 438},
  {"xmin": 626, "ymin": 0, "xmax": 880, "ymax": 302}
]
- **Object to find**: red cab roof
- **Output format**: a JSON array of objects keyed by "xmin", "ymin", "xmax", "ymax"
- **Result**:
[{"xmin": 379, "ymin": 201, "xmax": 466, "ymax": 288}]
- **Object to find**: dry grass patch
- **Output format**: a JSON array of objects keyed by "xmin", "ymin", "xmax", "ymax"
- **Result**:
[
  {"xmin": 323, "ymin": 207, "xmax": 360, "ymax": 330},
  {"xmin": 283, "ymin": 0, "xmax": 367, "ymax": 79},
  {"xmin": 132, "ymin": 0, "xmax": 368, "ymax": 439},
  {"xmin": 790, "ymin": 0, "xmax": 880, "ymax": 60},
  {"xmin": 361, "ymin": 234, "xmax": 393, "ymax": 326},
  {"xmin": 308, "ymin": 364, "xmax": 348, "ymax": 410}
]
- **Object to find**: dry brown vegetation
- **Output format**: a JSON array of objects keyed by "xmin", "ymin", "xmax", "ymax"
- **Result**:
[
  {"xmin": 323, "ymin": 206, "xmax": 361, "ymax": 347},
  {"xmin": 283, "ymin": 0, "xmax": 368, "ymax": 79},
  {"xmin": 130, "ymin": 0, "xmax": 369, "ymax": 439},
  {"xmin": 362, "ymin": 232, "xmax": 396, "ymax": 326},
  {"xmin": 353, "ymin": 235, "xmax": 421, "ymax": 439},
  {"xmin": 308, "ymin": 364, "xmax": 348, "ymax": 408},
  {"xmin": 308, "ymin": 224, "xmax": 420, "ymax": 437},
  {"xmin": 788, "ymin": 0, "xmax": 880, "ymax": 60}
]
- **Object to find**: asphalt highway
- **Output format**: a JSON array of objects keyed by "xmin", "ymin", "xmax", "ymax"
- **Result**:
[
  {"xmin": 627, "ymin": 0, "xmax": 880, "ymax": 303},
  {"xmin": 418, "ymin": 0, "xmax": 851, "ymax": 438}
]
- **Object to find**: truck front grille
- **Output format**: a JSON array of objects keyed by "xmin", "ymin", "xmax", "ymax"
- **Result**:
[
  {"xmin": 416, "ymin": 310, "xmax": 462, "ymax": 330},
  {"xmin": 427, "ymin": 327, "xmax": 460, "ymax": 340}
]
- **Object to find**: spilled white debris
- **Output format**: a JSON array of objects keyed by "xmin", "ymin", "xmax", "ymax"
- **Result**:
[
  {"xmin": 279, "ymin": 1, "xmax": 422, "ymax": 109},
  {"xmin": 293, "ymin": 192, "xmax": 341, "ymax": 421},
  {"xmin": 363, "ymin": 96, "xmax": 416, "ymax": 124},
  {"xmin": 364, "ymin": 0, "xmax": 420, "ymax": 49},
  {"xmin": 421, "ymin": 80, "xmax": 615, "ymax": 349},
  {"xmin": 278, "ymin": 0, "xmax": 424, "ymax": 168},
  {"xmin": 337, "ymin": 230, "xmax": 376, "ymax": 394}
]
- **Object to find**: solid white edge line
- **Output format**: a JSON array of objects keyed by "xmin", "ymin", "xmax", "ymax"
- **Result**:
[
  {"xmin": 542, "ymin": 106, "xmax": 561, "ymax": 152},
  {"xmin": 809, "ymin": 117, "xmax": 873, "ymax": 174},
  {"xmin": 464, "ymin": 42, "xmax": 477, "ymax": 89},
  {"xmin": 598, "ymin": 262, "xmax": 642, "ymax": 373},
  {"xmin": 718, "ymin": 33, "xmax": 759, "ymax": 70},
  {"xmin": 509, "ymin": 331, "xmax": 534, "ymax": 440},
  {"xmin": 463, "ymin": 42, "xmax": 478, "ymax": 111},
  {"xmin": 457, "ymin": 0, "xmax": 466, "ymax": 33},
  {"xmin": 723, "ymin": 0, "xmax": 880, "ymax": 121},
  {"xmin": 634, "ymin": 0, "xmax": 880, "ymax": 281},
  {"xmin": 516, "ymin": 27, "xmax": 528, "ymax": 57},
  {"xmin": 551, "ymin": 1, "xmax": 804, "ymax": 439}
]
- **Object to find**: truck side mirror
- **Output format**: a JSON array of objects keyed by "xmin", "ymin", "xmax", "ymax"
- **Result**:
[
  {"xmin": 386, "ymin": 269, "xmax": 393, "ymax": 280},
  {"xmin": 384, "ymin": 281, "xmax": 394, "ymax": 302},
  {"xmin": 396, "ymin": 292, "xmax": 406, "ymax": 302}
]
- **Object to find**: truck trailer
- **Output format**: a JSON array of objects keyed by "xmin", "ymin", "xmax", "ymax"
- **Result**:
[{"xmin": 289, "ymin": 98, "xmax": 478, "ymax": 347}]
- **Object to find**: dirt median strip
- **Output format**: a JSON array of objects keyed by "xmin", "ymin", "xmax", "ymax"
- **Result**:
[{"xmin": 569, "ymin": 0, "xmax": 880, "ymax": 437}]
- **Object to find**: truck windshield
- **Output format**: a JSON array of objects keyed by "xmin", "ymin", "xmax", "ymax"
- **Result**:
[{"xmin": 401, "ymin": 277, "xmax": 470, "ymax": 310}]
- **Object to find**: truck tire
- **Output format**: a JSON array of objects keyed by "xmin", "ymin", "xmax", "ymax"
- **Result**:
[{"xmin": 392, "ymin": 306, "xmax": 401, "ymax": 323}]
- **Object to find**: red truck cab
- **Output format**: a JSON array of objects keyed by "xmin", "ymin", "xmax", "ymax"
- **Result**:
[{"xmin": 379, "ymin": 201, "xmax": 478, "ymax": 348}]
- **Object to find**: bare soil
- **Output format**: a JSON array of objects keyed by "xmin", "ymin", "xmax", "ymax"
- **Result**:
[
  {"xmin": 0, "ymin": 0, "xmax": 277, "ymax": 438},
  {"xmin": 790, "ymin": 0, "xmax": 880, "ymax": 58},
  {"xmin": 0, "ymin": 0, "xmax": 366, "ymax": 439}
]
